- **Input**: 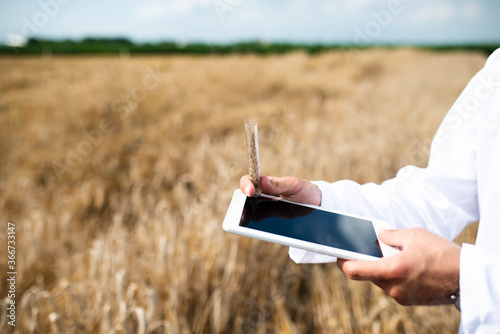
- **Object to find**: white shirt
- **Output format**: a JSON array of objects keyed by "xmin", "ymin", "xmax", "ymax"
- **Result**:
[{"xmin": 289, "ymin": 48, "xmax": 500, "ymax": 333}]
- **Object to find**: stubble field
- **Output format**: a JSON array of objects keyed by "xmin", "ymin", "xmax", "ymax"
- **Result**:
[{"xmin": 0, "ymin": 48, "xmax": 485, "ymax": 333}]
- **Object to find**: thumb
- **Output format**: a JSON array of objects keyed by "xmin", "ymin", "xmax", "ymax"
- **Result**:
[
  {"xmin": 259, "ymin": 175, "xmax": 282, "ymax": 196},
  {"xmin": 260, "ymin": 175, "xmax": 300, "ymax": 197}
]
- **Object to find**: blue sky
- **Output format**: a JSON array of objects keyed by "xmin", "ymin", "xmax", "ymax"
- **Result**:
[{"xmin": 1, "ymin": 0, "xmax": 500, "ymax": 45}]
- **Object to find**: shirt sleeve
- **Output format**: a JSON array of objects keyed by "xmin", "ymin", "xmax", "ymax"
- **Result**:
[
  {"xmin": 460, "ymin": 244, "xmax": 500, "ymax": 333},
  {"xmin": 289, "ymin": 50, "xmax": 500, "ymax": 264}
]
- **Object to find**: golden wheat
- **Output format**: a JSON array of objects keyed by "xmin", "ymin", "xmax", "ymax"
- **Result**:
[
  {"xmin": 0, "ymin": 48, "xmax": 485, "ymax": 333},
  {"xmin": 245, "ymin": 121, "xmax": 261, "ymax": 193}
]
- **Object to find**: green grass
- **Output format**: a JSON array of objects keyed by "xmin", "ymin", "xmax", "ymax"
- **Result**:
[{"xmin": 1, "ymin": 38, "xmax": 498, "ymax": 56}]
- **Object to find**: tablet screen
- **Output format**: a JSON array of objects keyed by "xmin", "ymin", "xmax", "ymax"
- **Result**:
[{"xmin": 239, "ymin": 196, "xmax": 382, "ymax": 258}]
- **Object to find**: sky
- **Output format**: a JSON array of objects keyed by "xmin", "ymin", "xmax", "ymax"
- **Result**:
[{"xmin": 1, "ymin": 0, "xmax": 500, "ymax": 46}]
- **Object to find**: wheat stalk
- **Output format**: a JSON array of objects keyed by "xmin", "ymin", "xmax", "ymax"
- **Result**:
[{"xmin": 245, "ymin": 120, "xmax": 261, "ymax": 195}]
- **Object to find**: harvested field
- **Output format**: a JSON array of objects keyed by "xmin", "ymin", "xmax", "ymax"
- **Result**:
[{"xmin": 0, "ymin": 48, "xmax": 485, "ymax": 333}]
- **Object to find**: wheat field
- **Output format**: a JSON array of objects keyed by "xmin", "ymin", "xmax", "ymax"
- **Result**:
[{"xmin": 0, "ymin": 48, "xmax": 485, "ymax": 333}]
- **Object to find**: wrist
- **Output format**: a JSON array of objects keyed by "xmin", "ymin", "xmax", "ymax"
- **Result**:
[
  {"xmin": 450, "ymin": 290, "xmax": 461, "ymax": 311},
  {"xmin": 449, "ymin": 244, "xmax": 461, "ymax": 310}
]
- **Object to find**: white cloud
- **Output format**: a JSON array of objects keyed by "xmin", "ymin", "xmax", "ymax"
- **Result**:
[
  {"xmin": 323, "ymin": 2, "xmax": 338, "ymax": 15},
  {"xmin": 463, "ymin": 1, "xmax": 480, "ymax": 19},
  {"xmin": 289, "ymin": 0, "xmax": 309, "ymax": 11},
  {"xmin": 346, "ymin": 0, "xmax": 373, "ymax": 11},
  {"xmin": 5, "ymin": 34, "xmax": 27, "ymax": 47},
  {"xmin": 414, "ymin": 3, "xmax": 456, "ymax": 23},
  {"xmin": 136, "ymin": 1, "xmax": 198, "ymax": 20},
  {"xmin": 231, "ymin": 8, "xmax": 261, "ymax": 24}
]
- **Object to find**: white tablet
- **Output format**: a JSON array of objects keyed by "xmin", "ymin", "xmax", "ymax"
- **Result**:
[{"xmin": 223, "ymin": 189, "xmax": 399, "ymax": 261}]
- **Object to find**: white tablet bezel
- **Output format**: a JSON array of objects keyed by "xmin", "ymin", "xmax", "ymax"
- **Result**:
[{"xmin": 223, "ymin": 189, "xmax": 399, "ymax": 261}]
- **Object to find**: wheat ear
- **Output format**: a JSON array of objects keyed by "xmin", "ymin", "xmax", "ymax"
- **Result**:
[{"xmin": 245, "ymin": 121, "xmax": 261, "ymax": 195}]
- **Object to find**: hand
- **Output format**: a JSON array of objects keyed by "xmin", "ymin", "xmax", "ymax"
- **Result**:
[
  {"xmin": 239, "ymin": 175, "xmax": 322, "ymax": 206},
  {"xmin": 337, "ymin": 228, "xmax": 461, "ymax": 306}
]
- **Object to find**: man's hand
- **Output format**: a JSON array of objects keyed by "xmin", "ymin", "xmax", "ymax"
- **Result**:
[
  {"xmin": 338, "ymin": 228, "xmax": 461, "ymax": 306},
  {"xmin": 240, "ymin": 175, "xmax": 322, "ymax": 206}
]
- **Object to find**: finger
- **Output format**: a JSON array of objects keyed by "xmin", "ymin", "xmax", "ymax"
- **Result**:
[
  {"xmin": 239, "ymin": 175, "xmax": 255, "ymax": 197},
  {"xmin": 378, "ymin": 228, "xmax": 412, "ymax": 248},
  {"xmin": 338, "ymin": 257, "xmax": 393, "ymax": 281},
  {"xmin": 240, "ymin": 175, "xmax": 289, "ymax": 197},
  {"xmin": 338, "ymin": 260, "xmax": 394, "ymax": 295},
  {"xmin": 337, "ymin": 258, "xmax": 348, "ymax": 271}
]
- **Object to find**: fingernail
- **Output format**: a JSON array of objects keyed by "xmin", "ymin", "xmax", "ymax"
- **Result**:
[
  {"xmin": 378, "ymin": 228, "xmax": 388, "ymax": 236},
  {"xmin": 244, "ymin": 186, "xmax": 251, "ymax": 196}
]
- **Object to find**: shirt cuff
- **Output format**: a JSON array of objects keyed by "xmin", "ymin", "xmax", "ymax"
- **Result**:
[
  {"xmin": 311, "ymin": 180, "xmax": 346, "ymax": 211},
  {"xmin": 288, "ymin": 246, "xmax": 337, "ymax": 263}
]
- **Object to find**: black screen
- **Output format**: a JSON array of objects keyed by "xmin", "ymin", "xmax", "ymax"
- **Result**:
[{"xmin": 239, "ymin": 196, "xmax": 382, "ymax": 258}]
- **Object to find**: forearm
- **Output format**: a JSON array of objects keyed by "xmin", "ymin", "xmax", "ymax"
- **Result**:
[
  {"xmin": 313, "ymin": 167, "xmax": 478, "ymax": 240},
  {"xmin": 290, "ymin": 175, "xmax": 475, "ymax": 264}
]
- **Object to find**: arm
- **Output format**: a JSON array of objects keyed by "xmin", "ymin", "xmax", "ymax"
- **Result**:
[
  {"xmin": 287, "ymin": 50, "xmax": 500, "ymax": 263},
  {"xmin": 339, "ymin": 49, "xmax": 500, "ymax": 327},
  {"xmin": 240, "ymin": 50, "xmax": 500, "ymax": 322}
]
